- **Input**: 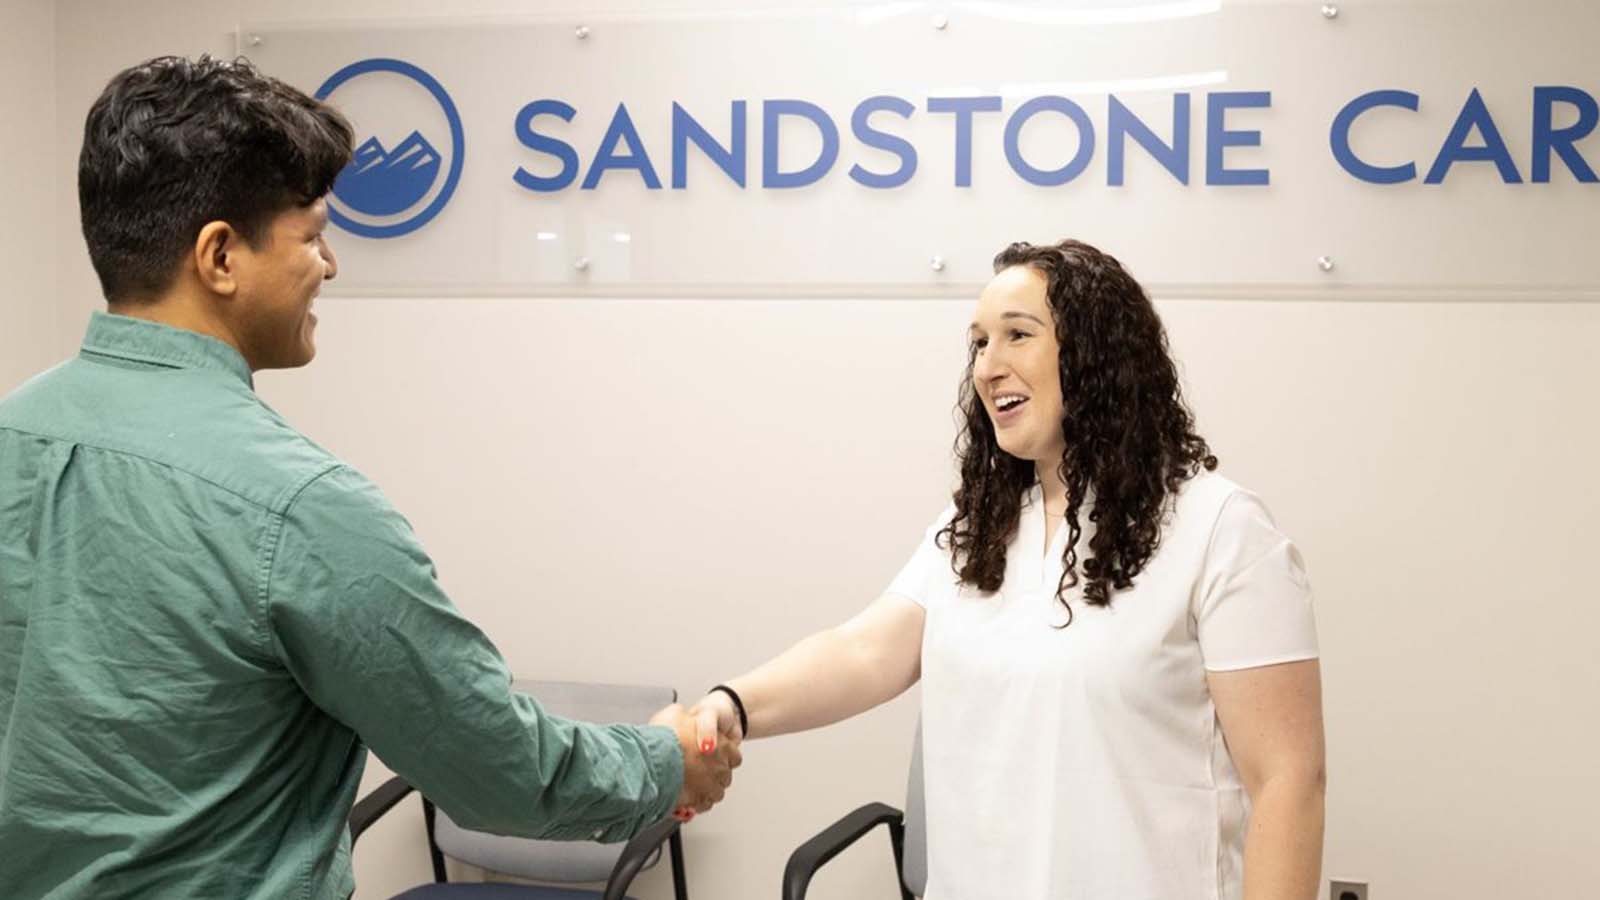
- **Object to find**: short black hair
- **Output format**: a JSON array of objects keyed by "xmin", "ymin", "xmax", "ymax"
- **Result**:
[{"xmin": 78, "ymin": 55, "xmax": 353, "ymax": 302}]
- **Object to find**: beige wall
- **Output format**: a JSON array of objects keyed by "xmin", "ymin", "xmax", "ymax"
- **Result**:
[
  {"xmin": 1, "ymin": 0, "xmax": 58, "ymax": 393},
  {"xmin": 41, "ymin": 2, "xmax": 1600, "ymax": 899}
]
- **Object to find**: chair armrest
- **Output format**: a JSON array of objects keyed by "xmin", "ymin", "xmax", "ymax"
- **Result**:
[
  {"xmin": 602, "ymin": 816, "xmax": 684, "ymax": 900},
  {"xmin": 348, "ymin": 775, "xmax": 416, "ymax": 846},
  {"xmin": 783, "ymin": 802, "xmax": 907, "ymax": 900}
]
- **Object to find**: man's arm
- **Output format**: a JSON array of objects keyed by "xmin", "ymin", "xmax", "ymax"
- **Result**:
[{"xmin": 263, "ymin": 466, "xmax": 729, "ymax": 841}]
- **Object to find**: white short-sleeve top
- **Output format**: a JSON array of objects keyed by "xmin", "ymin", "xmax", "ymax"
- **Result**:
[{"xmin": 886, "ymin": 470, "xmax": 1318, "ymax": 900}]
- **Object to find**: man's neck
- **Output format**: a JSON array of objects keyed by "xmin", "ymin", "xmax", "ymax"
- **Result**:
[{"xmin": 109, "ymin": 294, "xmax": 246, "ymax": 364}]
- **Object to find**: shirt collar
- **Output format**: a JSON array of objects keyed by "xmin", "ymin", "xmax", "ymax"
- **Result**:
[{"xmin": 79, "ymin": 310, "xmax": 254, "ymax": 389}]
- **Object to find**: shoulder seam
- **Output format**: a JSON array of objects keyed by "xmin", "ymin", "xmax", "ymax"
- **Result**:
[
  {"xmin": 256, "ymin": 464, "xmax": 347, "ymax": 658},
  {"xmin": 1192, "ymin": 482, "xmax": 1252, "ymax": 619},
  {"xmin": 0, "ymin": 423, "xmax": 289, "ymax": 511}
]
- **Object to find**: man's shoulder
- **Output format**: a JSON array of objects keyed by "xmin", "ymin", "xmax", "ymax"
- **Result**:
[{"xmin": 0, "ymin": 357, "xmax": 344, "ymax": 513}]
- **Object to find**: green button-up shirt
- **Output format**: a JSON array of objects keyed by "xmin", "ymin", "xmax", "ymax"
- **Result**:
[{"xmin": 0, "ymin": 312, "xmax": 683, "ymax": 900}]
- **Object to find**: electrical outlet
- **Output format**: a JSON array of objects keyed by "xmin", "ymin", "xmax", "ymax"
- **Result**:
[{"xmin": 1331, "ymin": 880, "xmax": 1368, "ymax": 900}]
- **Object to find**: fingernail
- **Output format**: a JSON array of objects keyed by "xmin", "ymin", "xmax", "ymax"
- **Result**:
[{"xmin": 700, "ymin": 738, "xmax": 715, "ymax": 754}]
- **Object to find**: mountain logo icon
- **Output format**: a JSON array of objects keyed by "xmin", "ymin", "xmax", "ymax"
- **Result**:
[
  {"xmin": 314, "ymin": 58, "xmax": 465, "ymax": 240},
  {"xmin": 334, "ymin": 132, "xmax": 443, "ymax": 217}
]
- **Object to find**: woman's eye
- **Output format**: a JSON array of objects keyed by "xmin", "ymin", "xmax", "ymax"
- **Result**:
[
  {"xmin": 1010, "ymin": 329, "xmax": 1030, "ymax": 341},
  {"xmin": 972, "ymin": 338, "xmax": 989, "ymax": 351}
]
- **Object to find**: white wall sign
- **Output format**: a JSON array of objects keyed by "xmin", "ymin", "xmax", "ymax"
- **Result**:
[{"xmin": 244, "ymin": 1, "xmax": 1600, "ymax": 298}]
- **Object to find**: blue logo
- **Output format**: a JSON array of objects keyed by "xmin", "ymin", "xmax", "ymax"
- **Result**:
[{"xmin": 315, "ymin": 58, "xmax": 465, "ymax": 238}]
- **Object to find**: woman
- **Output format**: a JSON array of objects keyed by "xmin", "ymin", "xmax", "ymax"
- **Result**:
[{"xmin": 689, "ymin": 240, "xmax": 1324, "ymax": 900}]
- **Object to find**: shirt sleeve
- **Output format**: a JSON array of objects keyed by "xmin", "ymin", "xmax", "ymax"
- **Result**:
[
  {"xmin": 1192, "ymin": 489, "xmax": 1320, "ymax": 672},
  {"xmin": 885, "ymin": 505, "xmax": 958, "ymax": 608},
  {"xmin": 263, "ymin": 465, "xmax": 682, "ymax": 842}
]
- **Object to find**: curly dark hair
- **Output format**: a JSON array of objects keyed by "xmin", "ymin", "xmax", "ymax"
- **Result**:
[{"xmin": 936, "ymin": 239, "xmax": 1217, "ymax": 626}]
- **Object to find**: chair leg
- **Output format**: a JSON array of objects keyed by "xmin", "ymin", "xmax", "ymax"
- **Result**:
[
  {"xmin": 888, "ymin": 820, "xmax": 914, "ymax": 900},
  {"xmin": 669, "ymin": 829, "xmax": 689, "ymax": 900},
  {"xmin": 422, "ymin": 799, "xmax": 449, "ymax": 883}
]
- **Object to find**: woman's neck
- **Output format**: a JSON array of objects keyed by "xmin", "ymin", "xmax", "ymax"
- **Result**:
[{"xmin": 1036, "ymin": 459, "xmax": 1069, "ymax": 516}]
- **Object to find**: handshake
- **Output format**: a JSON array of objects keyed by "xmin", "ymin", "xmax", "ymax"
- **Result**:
[{"xmin": 648, "ymin": 689, "xmax": 745, "ymax": 823}]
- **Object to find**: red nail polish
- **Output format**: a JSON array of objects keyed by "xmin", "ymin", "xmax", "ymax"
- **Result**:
[{"xmin": 700, "ymin": 739, "xmax": 715, "ymax": 754}]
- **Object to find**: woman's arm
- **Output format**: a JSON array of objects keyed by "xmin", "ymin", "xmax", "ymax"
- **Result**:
[
  {"xmin": 688, "ymin": 593, "xmax": 926, "ymax": 748},
  {"xmin": 1208, "ymin": 658, "xmax": 1327, "ymax": 900}
]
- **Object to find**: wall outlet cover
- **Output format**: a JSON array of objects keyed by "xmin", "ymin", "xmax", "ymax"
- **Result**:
[{"xmin": 1331, "ymin": 880, "xmax": 1369, "ymax": 900}]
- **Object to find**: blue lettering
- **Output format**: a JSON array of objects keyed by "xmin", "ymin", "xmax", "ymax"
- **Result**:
[
  {"xmin": 1004, "ymin": 96, "xmax": 1095, "ymax": 186},
  {"xmin": 513, "ymin": 99, "xmax": 579, "ymax": 192},
  {"xmin": 1206, "ymin": 91, "xmax": 1271, "ymax": 186},
  {"xmin": 1425, "ymin": 88, "xmax": 1522, "ymax": 184},
  {"xmin": 927, "ymin": 96, "xmax": 1003, "ymax": 187},
  {"xmin": 1108, "ymin": 94, "xmax": 1190, "ymax": 186},
  {"xmin": 1531, "ymin": 86, "xmax": 1598, "ymax": 183},
  {"xmin": 849, "ymin": 95, "xmax": 918, "ymax": 189},
  {"xmin": 582, "ymin": 103, "xmax": 662, "ymax": 190},
  {"xmin": 762, "ymin": 99, "xmax": 840, "ymax": 188},
  {"xmin": 1330, "ymin": 89, "xmax": 1419, "ymax": 184},
  {"xmin": 672, "ymin": 101, "xmax": 746, "ymax": 189}
]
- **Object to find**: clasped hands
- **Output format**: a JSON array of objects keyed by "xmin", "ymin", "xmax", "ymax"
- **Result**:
[{"xmin": 648, "ymin": 689, "xmax": 745, "ymax": 822}]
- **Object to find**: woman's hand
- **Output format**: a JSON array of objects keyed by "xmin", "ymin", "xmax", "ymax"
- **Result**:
[
  {"xmin": 651, "ymin": 702, "xmax": 742, "ymax": 822},
  {"xmin": 690, "ymin": 689, "xmax": 743, "ymax": 754}
]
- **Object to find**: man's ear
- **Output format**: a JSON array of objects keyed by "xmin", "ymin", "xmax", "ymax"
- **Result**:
[{"xmin": 193, "ymin": 220, "xmax": 241, "ymax": 297}]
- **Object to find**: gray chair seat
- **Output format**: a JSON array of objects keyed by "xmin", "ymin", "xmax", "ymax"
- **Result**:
[
  {"xmin": 392, "ymin": 884, "xmax": 635, "ymax": 900},
  {"xmin": 347, "ymin": 680, "xmax": 685, "ymax": 900}
]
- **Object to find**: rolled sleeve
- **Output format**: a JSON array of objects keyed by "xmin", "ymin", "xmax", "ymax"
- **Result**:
[
  {"xmin": 264, "ymin": 466, "xmax": 681, "ymax": 840},
  {"xmin": 1193, "ymin": 490, "xmax": 1320, "ymax": 672}
]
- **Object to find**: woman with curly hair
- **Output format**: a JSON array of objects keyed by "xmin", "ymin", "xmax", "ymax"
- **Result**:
[{"xmin": 687, "ymin": 239, "xmax": 1325, "ymax": 900}]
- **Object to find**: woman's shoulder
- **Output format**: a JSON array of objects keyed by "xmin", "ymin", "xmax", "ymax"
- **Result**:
[
  {"xmin": 1174, "ymin": 467, "xmax": 1246, "ymax": 514},
  {"xmin": 1171, "ymin": 469, "xmax": 1276, "ymax": 537},
  {"xmin": 1175, "ymin": 469, "xmax": 1296, "ymax": 560}
]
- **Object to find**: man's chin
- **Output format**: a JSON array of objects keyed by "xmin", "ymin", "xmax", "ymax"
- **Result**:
[{"xmin": 255, "ymin": 342, "xmax": 316, "ymax": 371}]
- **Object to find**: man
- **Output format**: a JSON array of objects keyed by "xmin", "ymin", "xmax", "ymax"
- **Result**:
[{"xmin": 0, "ymin": 55, "xmax": 736, "ymax": 899}]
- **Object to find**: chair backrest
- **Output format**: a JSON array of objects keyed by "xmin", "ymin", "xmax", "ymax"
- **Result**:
[
  {"xmin": 431, "ymin": 679, "xmax": 677, "ymax": 883},
  {"xmin": 901, "ymin": 722, "xmax": 927, "ymax": 897}
]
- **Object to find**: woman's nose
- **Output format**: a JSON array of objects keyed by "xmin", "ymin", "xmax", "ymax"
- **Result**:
[{"xmin": 973, "ymin": 346, "xmax": 1004, "ymax": 382}]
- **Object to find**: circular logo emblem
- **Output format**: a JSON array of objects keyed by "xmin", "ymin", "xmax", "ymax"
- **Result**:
[{"xmin": 315, "ymin": 58, "xmax": 464, "ymax": 239}]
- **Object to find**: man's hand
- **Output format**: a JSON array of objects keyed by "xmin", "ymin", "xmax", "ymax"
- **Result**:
[{"xmin": 649, "ymin": 703, "xmax": 741, "ymax": 822}]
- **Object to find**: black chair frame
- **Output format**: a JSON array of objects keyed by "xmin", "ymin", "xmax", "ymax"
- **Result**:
[
  {"xmin": 350, "ymin": 776, "xmax": 688, "ymax": 900},
  {"xmin": 781, "ymin": 801, "xmax": 915, "ymax": 900}
]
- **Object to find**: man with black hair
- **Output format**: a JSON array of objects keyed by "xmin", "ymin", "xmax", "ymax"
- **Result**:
[{"xmin": 0, "ymin": 55, "xmax": 736, "ymax": 899}]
